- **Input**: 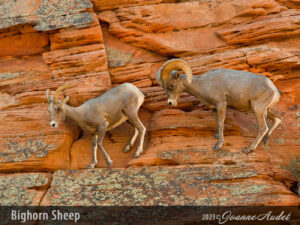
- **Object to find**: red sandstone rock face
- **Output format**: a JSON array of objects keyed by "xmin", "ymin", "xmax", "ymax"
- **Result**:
[{"xmin": 0, "ymin": 0, "xmax": 300, "ymax": 206}]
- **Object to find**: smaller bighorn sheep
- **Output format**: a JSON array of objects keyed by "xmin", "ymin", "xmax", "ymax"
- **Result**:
[
  {"xmin": 46, "ymin": 83, "xmax": 146, "ymax": 168},
  {"xmin": 156, "ymin": 59, "xmax": 282, "ymax": 154}
]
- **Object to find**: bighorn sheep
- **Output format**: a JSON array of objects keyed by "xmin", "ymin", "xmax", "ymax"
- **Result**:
[
  {"xmin": 46, "ymin": 83, "xmax": 146, "ymax": 168},
  {"xmin": 156, "ymin": 59, "xmax": 282, "ymax": 154}
]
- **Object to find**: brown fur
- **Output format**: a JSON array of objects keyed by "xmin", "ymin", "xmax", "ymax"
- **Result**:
[{"xmin": 157, "ymin": 59, "xmax": 282, "ymax": 154}]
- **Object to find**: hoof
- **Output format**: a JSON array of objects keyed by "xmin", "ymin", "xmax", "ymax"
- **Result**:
[
  {"xmin": 243, "ymin": 147, "xmax": 254, "ymax": 154},
  {"xmin": 263, "ymin": 135, "xmax": 269, "ymax": 146},
  {"xmin": 88, "ymin": 163, "xmax": 95, "ymax": 169},
  {"xmin": 133, "ymin": 150, "xmax": 142, "ymax": 158},
  {"xmin": 123, "ymin": 145, "xmax": 131, "ymax": 153},
  {"xmin": 214, "ymin": 133, "xmax": 219, "ymax": 139},
  {"xmin": 213, "ymin": 142, "xmax": 223, "ymax": 151},
  {"xmin": 107, "ymin": 159, "xmax": 113, "ymax": 168}
]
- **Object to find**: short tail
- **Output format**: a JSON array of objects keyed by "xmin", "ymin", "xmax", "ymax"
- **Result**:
[{"xmin": 278, "ymin": 89, "xmax": 283, "ymax": 96}]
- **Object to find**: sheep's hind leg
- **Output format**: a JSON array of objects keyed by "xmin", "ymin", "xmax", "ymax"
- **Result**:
[
  {"xmin": 263, "ymin": 110, "xmax": 282, "ymax": 147},
  {"xmin": 125, "ymin": 112, "xmax": 146, "ymax": 158},
  {"xmin": 243, "ymin": 107, "xmax": 268, "ymax": 154},
  {"xmin": 123, "ymin": 127, "xmax": 139, "ymax": 153},
  {"xmin": 97, "ymin": 125, "xmax": 113, "ymax": 168},
  {"xmin": 88, "ymin": 135, "xmax": 98, "ymax": 169}
]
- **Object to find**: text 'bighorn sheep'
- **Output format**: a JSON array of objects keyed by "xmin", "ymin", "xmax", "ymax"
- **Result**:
[
  {"xmin": 156, "ymin": 59, "xmax": 282, "ymax": 154},
  {"xmin": 46, "ymin": 83, "xmax": 146, "ymax": 168}
]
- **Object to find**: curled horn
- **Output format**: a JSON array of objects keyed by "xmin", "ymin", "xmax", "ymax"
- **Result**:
[
  {"xmin": 155, "ymin": 68, "xmax": 163, "ymax": 86},
  {"xmin": 158, "ymin": 59, "xmax": 193, "ymax": 87},
  {"xmin": 53, "ymin": 83, "xmax": 73, "ymax": 103}
]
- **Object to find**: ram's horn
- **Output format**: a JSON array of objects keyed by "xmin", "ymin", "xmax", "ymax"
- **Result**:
[
  {"xmin": 159, "ymin": 59, "xmax": 192, "ymax": 87},
  {"xmin": 53, "ymin": 84, "xmax": 73, "ymax": 103},
  {"xmin": 155, "ymin": 68, "xmax": 163, "ymax": 86}
]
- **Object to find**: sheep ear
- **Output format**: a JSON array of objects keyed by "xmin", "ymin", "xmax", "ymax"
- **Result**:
[
  {"xmin": 46, "ymin": 89, "xmax": 51, "ymax": 103},
  {"xmin": 63, "ymin": 96, "xmax": 69, "ymax": 104},
  {"xmin": 171, "ymin": 70, "xmax": 180, "ymax": 80}
]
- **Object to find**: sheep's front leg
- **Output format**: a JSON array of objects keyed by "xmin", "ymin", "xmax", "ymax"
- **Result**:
[
  {"xmin": 97, "ymin": 126, "xmax": 113, "ymax": 168},
  {"xmin": 88, "ymin": 135, "xmax": 98, "ymax": 169},
  {"xmin": 214, "ymin": 102, "xmax": 227, "ymax": 151}
]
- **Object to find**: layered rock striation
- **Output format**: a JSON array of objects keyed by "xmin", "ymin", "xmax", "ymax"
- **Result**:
[{"xmin": 0, "ymin": 0, "xmax": 299, "ymax": 206}]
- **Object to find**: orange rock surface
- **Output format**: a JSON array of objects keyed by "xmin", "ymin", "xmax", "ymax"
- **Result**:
[{"xmin": 0, "ymin": 0, "xmax": 299, "ymax": 206}]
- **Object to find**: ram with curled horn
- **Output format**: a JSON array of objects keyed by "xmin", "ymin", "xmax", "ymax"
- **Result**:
[
  {"xmin": 156, "ymin": 59, "xmax": 283, "ymax": 154},
  {"xmin": 46, "ymin": 83, "xmax": 146, "ymax": 169}
]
